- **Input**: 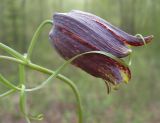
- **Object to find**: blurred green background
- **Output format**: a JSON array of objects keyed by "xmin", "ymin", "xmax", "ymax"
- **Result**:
[{"xmin": 0, "ymin": 0, "xmax": 159, "ymax": 123}]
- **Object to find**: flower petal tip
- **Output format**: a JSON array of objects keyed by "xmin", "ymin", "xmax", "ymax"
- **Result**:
[
  {"xmin": 143, "ymin": 35, "xmax": 154, "ymax": 44},
  {"xmin": 128, "ymin": 34, "xmax": 154, "ymax": 46},
  {"xmin": 128, "ymin": 49, "xmax": 132, "ymax": 54}
]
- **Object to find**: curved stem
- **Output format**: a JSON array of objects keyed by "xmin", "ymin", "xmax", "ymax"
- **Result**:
[
  {"xmin": 27, "ymin": 20, "xmax": 53, "ymax": 60},
  {"xmin": 0, "ymin": 89, "xmax": 16, "ymax": 98},
  {"xmin": 62, "ymin": 77, "xmax": 83, "ymax": 123},
  {"xmin": 0, "ymin": 55, "xmax": 78, "ymax": 90},
  {"xmin": 0, "ymin": 55, "xmax": 25, "ymax": 64},
  {"xmin": 0, "ymin": 55, "xmax": 83, "ymax": 123},
  {"xmin": 0, "ymin": 43, "xmax": 26, "ymax": 61},
  {"xmin": 0, "ymin": 74, "xmax": 21, "ymax": 91},
  {"xmin": 27, "ymin": 63, "xmax": 83, "ymax": 123},
  {"xmin": 19, "ymin": 58, "xmax": 31, "ymax": 123}
]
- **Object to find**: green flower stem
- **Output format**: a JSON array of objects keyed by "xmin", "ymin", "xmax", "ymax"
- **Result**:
[
  {"xmin": 0, "ymin": 43, "xmax": 26, "ymax": 61},
  {"xmin": 0, "ymin": 74, "xmax": 21, "ymax": 90},
  {"xmin": 19, "ymin": 55, "xmax": 31, "ymax": 123},
  {"xmin": 0, "ymin": 55, "xmax": 25, "ymax": 64},
  {"xmin": 19, "ymin": 85, "xmax": 27, "ymax": 115},
  {"xmin": 0, "ymin": 89, "xmax": 16, "ymax": 98},
  {"xmin": 19, "ymin": 64, "xmax": 25, "ymax": 84},
  {"xmin": 26, "ymin": 20, "xmax": 53, "ymax": 60},
  {"xmin": 0, "ymin": 55, "xmax": 83, "ymax": 123},
  {"xmin": 19, "ymin": 84, "xmax": 31, "ymax": 123}
]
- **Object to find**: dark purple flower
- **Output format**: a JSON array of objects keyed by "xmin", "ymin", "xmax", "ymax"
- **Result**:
[{"xmin": 49, "ymin": 10, "xmax": 153, "ymax": 86}]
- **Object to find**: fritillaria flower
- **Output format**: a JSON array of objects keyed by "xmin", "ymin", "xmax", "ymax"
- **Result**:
[{"xmin": 49, "ymin": 10, "xmax": 153, "ymax": 91}]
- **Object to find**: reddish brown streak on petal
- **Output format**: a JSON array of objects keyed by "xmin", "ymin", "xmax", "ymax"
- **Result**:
[
  {"xmin": 94, "ymin": 19, "xmax": 153, "ymax": 46},
  {"xmin": 57, "ymin": 25, "xmax": 100, "ymax": 50}
]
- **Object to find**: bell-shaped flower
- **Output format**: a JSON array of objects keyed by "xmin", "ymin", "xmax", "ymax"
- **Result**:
[{"xmin": 49, "ymin": 10, "xmax": 153, "ymax": 89}]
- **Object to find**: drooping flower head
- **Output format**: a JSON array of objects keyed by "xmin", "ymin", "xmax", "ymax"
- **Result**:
[{"xmin": 49, "ymin": 10, "xmax": 153, "ymax": 90}]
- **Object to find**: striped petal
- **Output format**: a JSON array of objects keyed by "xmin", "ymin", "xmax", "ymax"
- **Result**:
[
  {"xmin": 53, "ymin": 12, "xmax": 131, "ymax": 58},
  {"xmin": 70, "ymin": 10, "xmax": 153, "ymax": 46}
]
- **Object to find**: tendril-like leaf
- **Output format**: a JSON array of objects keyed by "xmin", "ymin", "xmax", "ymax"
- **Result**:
[
  {"xmin": 0, "ymin": 74, "xmax": 20, "ymax": 90},
  {"xmin": 27, "ymin": 20, "xmax": 53, "ymax": 60},
  {"xmin": 0, "ymin": 89, "xmax": 16, "ymax": 98},
  {"xmin": 135, "ymin": 34, "xmax": 146, "ymax": 46}
]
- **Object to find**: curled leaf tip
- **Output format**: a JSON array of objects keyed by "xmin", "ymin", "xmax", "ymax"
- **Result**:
[{"xmin": 135, "ymin": 34, "xmax": 154, "ymax": 46}]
